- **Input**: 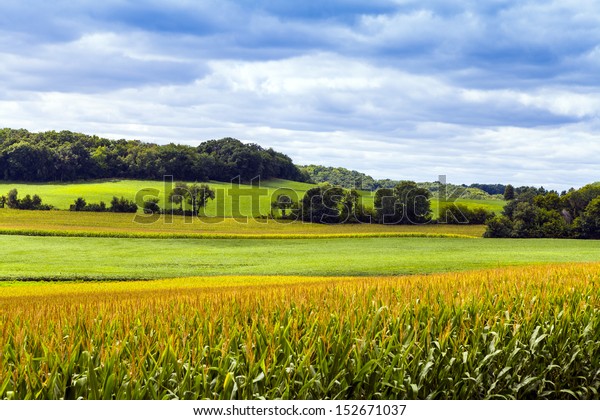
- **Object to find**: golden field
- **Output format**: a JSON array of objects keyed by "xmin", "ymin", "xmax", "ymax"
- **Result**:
[{"xmin": 1, "ymin": 263, "xmax": 599, "ymax": 399}]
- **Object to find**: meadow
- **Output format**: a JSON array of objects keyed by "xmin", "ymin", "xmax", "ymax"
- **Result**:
[
  {"xmin": 1, "ymin": 235, "xmax": 600, "ymax": 280},
  {"xmin": 0, "ymin": 179, "xmax": 506, "ymax": 217},
  {"xmin": 1, "ymin": 264, "xmax": 598, "ymax": 399}
]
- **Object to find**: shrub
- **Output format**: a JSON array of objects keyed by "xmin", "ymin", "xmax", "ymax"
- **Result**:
[
  {"xmin": 438, "ymin": 203, "xmax": 494, "ymax": 225},
  {"xmin": 70, "ymin": 198, "xmax": 107, "ymax": 212},
  {"xmin": 143, "ymin": 197, "xmax": 161, "ymax": 215},
  {"xmin": 483, "ymin": 215, "xmax": 514, "ymax": 238},
  {"xmin": 109, "ymin": 196, "xmax": 138, "ymax": 213},
  {"xmin": 4, "ymin": 189, "xmax": 52, "ymax": 210}
]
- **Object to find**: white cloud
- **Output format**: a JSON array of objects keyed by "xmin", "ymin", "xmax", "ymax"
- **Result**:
[{"xmin": 1, "ymin": 1, "xmax": 600, "ymax": 190}]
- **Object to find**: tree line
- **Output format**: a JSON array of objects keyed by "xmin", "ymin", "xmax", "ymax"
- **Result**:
[
  {"xmin": 71, "ymin": 196, "xmax": 138, "ymax": 213},
  {"xmin": 0, "ymin": 128, "xmax": 310, "ymax": 183},
  {"xmin": 0, "ymin": 189, "xmax": 53, "ymax": 210},
  {"xmin": 485, "ymin": 183, "xmax": 600, "ymax": 239},
  {"xmin": 272, "ymin": 181, "xmax": 494, "ymax": 225}
]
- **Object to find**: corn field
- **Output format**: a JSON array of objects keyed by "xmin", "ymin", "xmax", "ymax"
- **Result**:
[{"xmin": 1, "ymin": 263, "xmax": 599, "ymax": 399}]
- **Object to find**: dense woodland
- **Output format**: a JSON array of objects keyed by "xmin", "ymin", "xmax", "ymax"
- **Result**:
[
  {"xmin": 485, "ymin": 184, "xmax": 600, "ymax": 239},
  {"xmin": 0, "ymin": 128, "xmax": 309, "ymax": 183},
  {"xmin": 302, "ymin": 164, "xmax": 506, "ymax": 200},
  {"xmin": 300, "ymin": 164, "xmax": 397, "ymax": 191}
]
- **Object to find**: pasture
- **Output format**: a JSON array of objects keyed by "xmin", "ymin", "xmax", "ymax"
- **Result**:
[{"xmin": 1, "ymin": 235, "xmax": 599, "ymax": 280}]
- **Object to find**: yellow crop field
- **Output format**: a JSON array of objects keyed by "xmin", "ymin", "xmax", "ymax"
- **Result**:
[
  {"xmin": 1, "ymin": 263, "xmax": 599, "ymax": 399},
  {"xmin": 0, "ymin": 208, "xmax": 486, "ymax": 238}
]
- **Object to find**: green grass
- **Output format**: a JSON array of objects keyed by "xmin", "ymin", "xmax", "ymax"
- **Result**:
[
  {"xmin": 0, "ymin": 178, "xmax": 505, "ymax": 217},
  {"xmin": 1, "ymin": 235, "xmax": 599, "ymax": 281}
]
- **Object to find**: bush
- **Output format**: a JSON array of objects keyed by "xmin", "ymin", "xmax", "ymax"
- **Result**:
[
  {"xmin": 4, "ymin": 189, "xmax": 53, "ymax": 210},
  {"xmin": 161, "ymin": 208, "xmax": 196, "ymax": 217},
  {"xmin": 109, "ymin": 196, "xmax": 138, "ymax": 213},
  {"xmin": 70, "ymin": 198, "xmax": 107, "ymax": 212},
  {"xmin": 72, "ymin": 197, "xmax": 87, "ymax": 211},
  {"xmin": 143, "ymin": 198, "xmax": 161, "ymax": 215},
  {"xmin": 484, "ymin": 216, "xmax": 514, "ymax": 238},
  {"xmin": 84, "ymin": 202, "xmax": 107, "ymax": 212},
  {"xmin": 438, "ymin": 203, "xmax": 494, "ymax": 225}
]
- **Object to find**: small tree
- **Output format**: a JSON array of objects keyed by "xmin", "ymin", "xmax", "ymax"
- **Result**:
[
  {"xmin": 187, "ymin": 183, "xmax": 215, "ymax": 216},
  {"xmin": 169, "ymin": 182, "xmax": 189, "ymax": 211},
  {"xmin": 6, "ymin": 189, "xmax": 19, "ymax": 209},
  {"xmin": 503, "ymin": 184, "xmax": 515, "ymax": 200},
  {"xmin": 271, "ymin": 193, "xmax": 295, "ymax": 218},
  {"xmin": 0, "ymin": 195, "xmax": 6, "ymax": 208},
  {"xmin": 19, "ymin": 194, "xmax": 34, "ymax": 210},
  {"xmin": 576, "ymin": 197, "xmax": 600, "ymax": 239},
  {"xmin": 143, "ymin": 197, "xmax": 161, "ymax": 215},
  {"xmin": 73, "ymin": 197, "xmax": 87, "ymax": 211},
  {"xmin": 300, "ymin": 184, "xmax": 345, "ymax": 224},
  {"xmin": 110, "ymin": 196, "xmax": 138, "ymax": 213},
  {"xmin": 394, "ymin": 181, "xmax": 432, "ymax": 224},
  {"xmin": 32, "ymin": 194, "xmax": 42, "ymax": 208},
  {"xmin": 484, "ymin": 215, "xmax": 514, "ymax": 238},
  {"xmin": 374, "ymin": 188, "xmax": 398, "ymax": 224}
]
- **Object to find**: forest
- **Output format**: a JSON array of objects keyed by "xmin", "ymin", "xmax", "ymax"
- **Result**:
[
  {"xmin": 485, "ymin": 184, "xmax": 600, "ymax": 239},
  {"xmin": 0, "ymin": 128, "xmax": 309, "ymax": 183}
]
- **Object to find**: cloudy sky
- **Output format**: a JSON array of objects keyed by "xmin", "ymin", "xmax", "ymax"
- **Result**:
[{"xmin": 1, "ymin": 0, "xmax": 599, "ymax": 189}]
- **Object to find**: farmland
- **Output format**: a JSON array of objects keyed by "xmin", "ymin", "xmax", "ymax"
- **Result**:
[
  {"xmin": 1, "ymin": 235, "xmax": 600, "ymax": 280},
  {"xmin": 0, "ymin": 179, "xmax": 599, "ymax": 400},
  {"xmin": 0, "ymin": 178, "xmax": 506, "ymax": 217},
  {"xmin": 1, "ymin": 264, "xmax": 599, "ymax": 399},
  {"xmin": 0, "ymin": 208, "xmax": 486, "ymax": 238}
]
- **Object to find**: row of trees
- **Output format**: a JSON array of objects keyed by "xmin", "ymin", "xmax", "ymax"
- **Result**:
[
  {"xmin": 301, "ymin": 165, "xmax": 508, "ymax": 202},
  {"xmin": 0, "ymin": 189, "xmax": 52, "ymax": 210},
  {"xmin": 0, "ymin": 129, "xmax": 310, "ymax": 183},
  {"xmin": 71, "ymin": 197, "xmax": 138, "ymax": 213},
  {"xmin": 485, "ymin": 183, "xmax": 600, "ymax": 239},
  {"xmin": 271, "ymin": 181, "xmax": 435, "ymax": 224}
]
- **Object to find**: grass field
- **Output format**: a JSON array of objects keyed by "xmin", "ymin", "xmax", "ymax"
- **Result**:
[
  {"xmin": 0, "ymin": 179, "xmax": 506, "ymax": 217},
  {"xmin": 1, "ymin": 235, "xmax": 599, "ymax": 280},
  {"xmin": 1, "ymin": 263, "xmax": 598, "ymax": 399}
]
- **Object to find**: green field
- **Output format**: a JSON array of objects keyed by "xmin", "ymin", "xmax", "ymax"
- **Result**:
[
  {"xmin": 0, "ymin": 179, "xmax": 506, "ymax": 217},
  {"xmin": 1, "ymin": 235, "xmax": 599, "ymax": 280}
]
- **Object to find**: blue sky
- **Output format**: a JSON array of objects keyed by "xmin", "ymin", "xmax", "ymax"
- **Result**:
[{"xmin": 1, "ymin": 0, "xmax": 600, "ymax": 189}]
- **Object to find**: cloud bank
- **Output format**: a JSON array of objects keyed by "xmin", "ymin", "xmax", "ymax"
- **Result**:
[{"xmin": 1, "ymin": 0, "xmax": 599, "ymax": 189}]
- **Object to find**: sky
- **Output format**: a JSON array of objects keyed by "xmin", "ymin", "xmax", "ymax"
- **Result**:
[{"xmin": 1, "ymin": 0, "xmax": 599, "ymax": 190}]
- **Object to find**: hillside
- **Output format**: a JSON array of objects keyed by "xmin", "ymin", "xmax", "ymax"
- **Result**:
[
  {"xmin": 300, "ymin": 164, "xmax": 504, "ymax": 200},
  {"xmin": 0, "ymin": 179, "xmax": 506, "ymax": 217},
  {"xmin": 0, "ymin": 128, "xmax": 308, "ymax": 183}
]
